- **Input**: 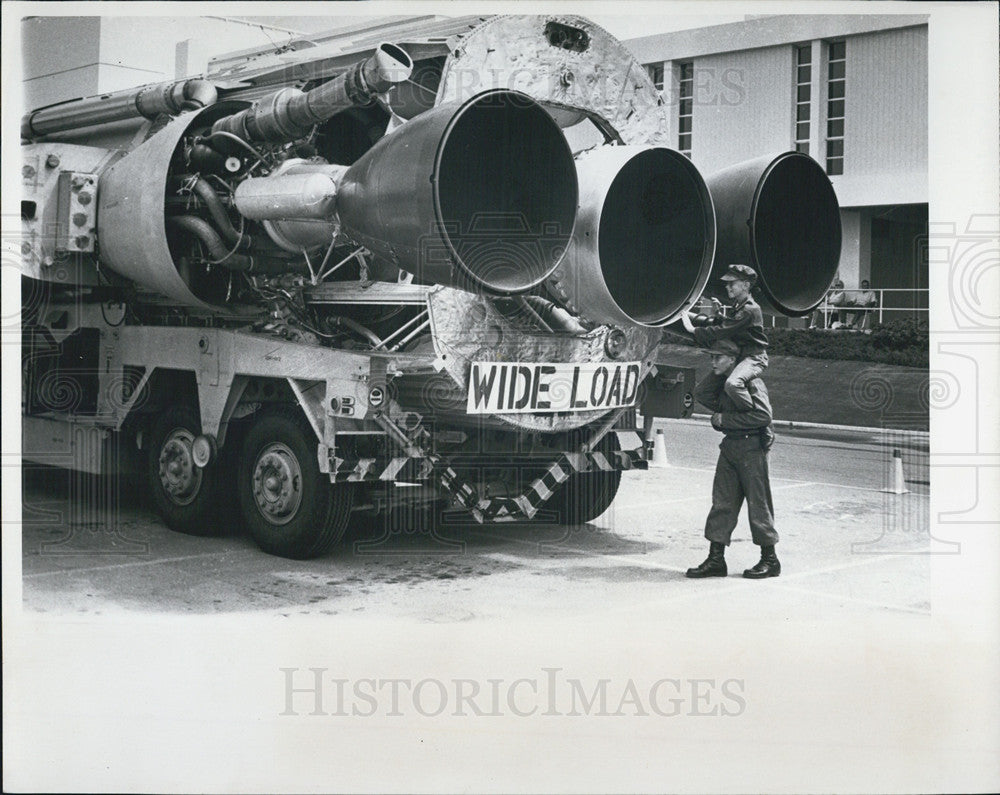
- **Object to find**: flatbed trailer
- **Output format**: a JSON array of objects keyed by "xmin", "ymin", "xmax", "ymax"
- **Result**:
[{"xmin": 20, "ymin": 14, "xmax": 840, "ymax": 558}]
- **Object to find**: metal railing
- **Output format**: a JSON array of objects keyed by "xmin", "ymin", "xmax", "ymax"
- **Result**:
[{"xmin": 765, "ymin": 288, "xmax": 929, "ymax": 329}]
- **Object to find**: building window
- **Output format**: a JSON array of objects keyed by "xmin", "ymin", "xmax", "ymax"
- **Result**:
[
  {"xmin": 645, "ymin": 62, "xmax": 664, "ymax": 91},
  {"xmin": 825, "ymin": 40, "xmax": 846, "ymax": 175},
  {"xmin": 678, "ymin": 61, "xmax": 693, "ymax": 157},
  {"xmin": 794, "ymin": 45, "xmax": 811, "ymax": 154}
]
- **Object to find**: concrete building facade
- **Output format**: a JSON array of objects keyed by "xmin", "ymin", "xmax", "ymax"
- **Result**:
[{"xmin": 626, "ymin": 15, "xmax": 929, "ymax": 317}]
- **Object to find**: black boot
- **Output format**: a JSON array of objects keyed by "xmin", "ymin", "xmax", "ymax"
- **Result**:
[
  {"xmin": 743, "ymin": 545, "xmax": 781, "ymax": 579},
  {"xmin": 686, "ymin": 542, "xmax": 727, "ymax": 578}
]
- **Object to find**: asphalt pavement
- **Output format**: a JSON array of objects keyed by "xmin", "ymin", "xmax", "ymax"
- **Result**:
[{"xmin": 20, "ymin": 419, "xmax": 931, "ymax": 620}]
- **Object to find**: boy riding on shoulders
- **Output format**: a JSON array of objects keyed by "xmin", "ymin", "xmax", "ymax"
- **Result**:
[{"xmin": 682, "ymin": 263, "xmax": 769, "ymax": 410}]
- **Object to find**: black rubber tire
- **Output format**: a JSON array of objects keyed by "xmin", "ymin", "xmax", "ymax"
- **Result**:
[
  {"xmin": 546, "ymin": 430, "xmax": 623, "ymax": 525},
  {"xmin": 147, "ymin": 405, "xmax": 228, "ymax": 536},
  {"xmin": 237, "ymin": 410, "xmax": 354, "ymax": 559}
]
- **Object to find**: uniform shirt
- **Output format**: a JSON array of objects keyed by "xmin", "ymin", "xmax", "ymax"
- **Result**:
[
  {"xmin": 691, "ymin": 295, "xmax": 769, "ymax": 356},
  {"xmin": 695, "ymin": 372, "xmax": 772, "ymax": 434}
]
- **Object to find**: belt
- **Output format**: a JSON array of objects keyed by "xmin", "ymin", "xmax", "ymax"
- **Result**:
[{"xmin": 724, "ymin": 430, "xmax": 765, "ymax": 440}]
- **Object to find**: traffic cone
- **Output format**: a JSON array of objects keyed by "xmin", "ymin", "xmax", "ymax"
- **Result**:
[
  {"xmin": 882, "ymin": 448, "xmax": 909, "ymax": 494},
  {"xmin": 649, "ymin": 428, "xmax": 670, "ymax": 468}
]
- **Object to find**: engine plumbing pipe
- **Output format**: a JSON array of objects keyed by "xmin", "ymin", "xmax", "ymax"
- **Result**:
[
  {"xmin": 211, "ymin": 43, "xmax": 413, "ymax": 144},
  {"xmin": 21, "ymin": 79, "xmax": 218, "ymax": 139},
  {"xmin": 189, "ymin": 178, "xmax": 242, "ymax": 246},
  {"xmin": 326, "ymin": 316, "xmax": 384, "ymax": 348},
  {"xmin": 522, "ymin": 295, "xmax": 588, "ymax": 334},
  {"xmin": 166, "ymin": 216, "xmax": 251, "ymax": 271}
]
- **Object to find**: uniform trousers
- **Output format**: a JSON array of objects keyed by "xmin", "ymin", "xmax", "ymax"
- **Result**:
[{"xmin": 704, "ymin": 435, "xmax": 779, "ymax": 547}]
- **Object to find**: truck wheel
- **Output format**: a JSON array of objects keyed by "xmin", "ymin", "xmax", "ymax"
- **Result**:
[
  {"xmin": 237, "ymin": 411, "xmax": 354, "ymax": 559},
  {"xmin": 148, "ymin": 405, "xmax": 227, "ymax": 536},
  {"xmin": 548, "ymin": 431, "xmax": 623, "ymax": 525}
]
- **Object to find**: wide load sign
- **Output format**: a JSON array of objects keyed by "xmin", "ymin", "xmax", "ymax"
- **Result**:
[{"xmin": 466, "ymin": 361, "xmax": 642, "ymax": 414}]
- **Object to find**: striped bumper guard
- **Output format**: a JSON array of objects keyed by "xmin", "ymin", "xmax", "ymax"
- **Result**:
[
  {"xmin": 330, "ymin": 448, "xmax": 646, "ymax": 524},
  {"xmin": 475, "ymin": 448, "xmax": 646, "ymax": 523}
]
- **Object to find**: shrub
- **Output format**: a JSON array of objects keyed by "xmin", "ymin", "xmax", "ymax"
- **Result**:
[
  {"xmin": 868, "ymin": 317, "xmax": 929, "ymax": 351},
  {"xmin": 765, "ymin": 319, "xmax": 927, "ymax": 368}
]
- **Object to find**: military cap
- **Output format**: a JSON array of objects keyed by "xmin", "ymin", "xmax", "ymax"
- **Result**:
[
  {"xmin": 707, "ymin": 339, "xmax": 740, "ymax": 357},
  {"xmin": 720, "ymin": 263, "xmax": 757, "ymax": 284}
]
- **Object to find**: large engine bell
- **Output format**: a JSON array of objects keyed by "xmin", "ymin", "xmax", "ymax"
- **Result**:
[
  {"xmin": 706, "ymin": 151, "xmax": 842, "ymax": 316},
  {"xmin": 547, "ymin": 146, "xmax": 716, "ymax": 328},
  {"xmin": 337, "ymin": 88, "xmax": 578, "ymax": 294}
]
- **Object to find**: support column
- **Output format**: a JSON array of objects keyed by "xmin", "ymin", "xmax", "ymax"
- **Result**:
[
  {"xmin": 858, "ymin": 210, "xmax": 872, "ymax": 284},
  {"xmin": 838, "ymin": 209, "xmax": 862, "ymax": 287}
]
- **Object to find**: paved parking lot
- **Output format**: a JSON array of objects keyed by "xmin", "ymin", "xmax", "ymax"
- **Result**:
[{"xmin": 20, "ymin": 419, "xmax": 930, "ymax": 620}]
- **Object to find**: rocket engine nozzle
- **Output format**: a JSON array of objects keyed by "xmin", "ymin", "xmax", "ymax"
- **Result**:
[
  {"xmin": 337, "ymin": 88, "xmax": 578, "ymax": 294},
  {"xmin": 547, "ymin": 146, "xmax": 716, "ymax": 328},
  {"xmin": 707, "ymin": 152, "xmax": 842, "ymax": 316}
]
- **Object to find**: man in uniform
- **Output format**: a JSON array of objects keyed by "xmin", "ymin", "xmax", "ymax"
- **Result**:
[{"xmin": 686, "ymin": 338, "xmax": 781, "ymax": 579}]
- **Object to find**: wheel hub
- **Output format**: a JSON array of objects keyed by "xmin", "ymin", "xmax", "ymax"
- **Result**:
[
  {"xmin": 252, "ymin": 443, "xmax": 302, "ymax": 525},
  {"xmin": 158, "ymin": 429, "xmax": 202, "ymax": 506}
]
